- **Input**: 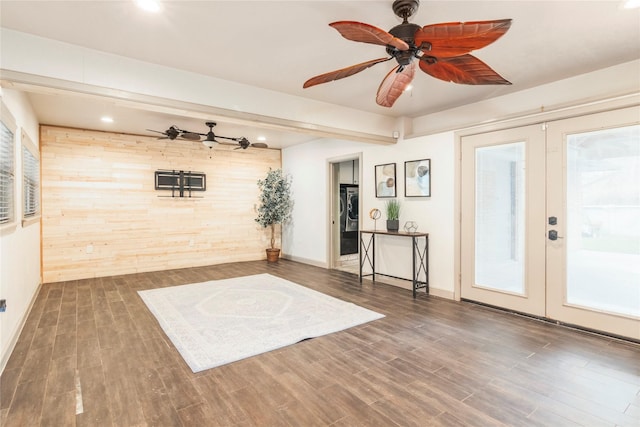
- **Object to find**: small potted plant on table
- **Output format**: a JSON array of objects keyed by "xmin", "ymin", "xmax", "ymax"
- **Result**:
[{"xmin": 385, "ymin": 199, "xmax": 401, "ymax": 232}]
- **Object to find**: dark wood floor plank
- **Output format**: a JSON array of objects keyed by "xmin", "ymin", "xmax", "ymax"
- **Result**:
[
  {"xmin": 37, "ymin": 310, "xmax": 59, "ymax": 330},
  {"xmin": 45, "ymin": 355, "xmax": 76, "ymax": 396},
  {"xmin": 273, "ymin": 371, "xmax": 345, "ymax": 424},
  {"xmin": 51, "ymin": 332, "xmax": 76, "ymax": 360},
  {"xmin": 192, "ymin": 373, "xmax": 250, "ymax": 426},
  {"xmin": 17, "ymin": 344, "xmax": 53, "ymax": 384},
  {"xmin": 369, "ymin": 386, "xmax": 443, "ymax": 426},
  {"xmin": 3, "ymin": 379, "xmax": 47, "ymax": 427},
  {"xmin": 29, "ymin": 325, "xmax": 56, "ymax": 351},
  {"xmin": 40, "ymin": 390, "xmax": 76, "ymax": 427},
  {"xmin": 0, "ymin": 368, "xmax": 20, "ymax": 410},
  {"xmin": 157, "ymin": 365, "xmax": 204, "ymax": 411},
  {"xmin": 321, "ymin": 383, "xmax": 400, "ymax": 427},
  {"xmin": 76, "ymin": 365, "xmax": 113, "ymax": 427},
  {"xmin": 103, "ymin": 374, "xmax": 146, "ymax": 426},
  {"xmin": 1, "ymin": 259, "xmax": 638, "ymax": 426},
  {"xmin": 138, "ymin": 389, "xmax": 183, "ymax": 427},
  {"xmin": 3, "ymin": 338, "xmax": 32, "ymax": 372},
  {"xmin": 56, "ymin": 313, "xmax": 77, "ymax": 335},
  {"xmin": 229, "ymin": 385, "xmax": 290, "ymax": 426},
  {"xmin": 77, "ymin": 338, "xmax": 101, "ymax": 369},
  {"xmin": 406, "ymin": 379, "xmax": 505, "ymax": 427}
]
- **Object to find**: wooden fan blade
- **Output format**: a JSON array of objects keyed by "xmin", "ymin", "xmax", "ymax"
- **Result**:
[
  {"xmin": 330, "ymin": 21, "xmax": 410, "ymax": 51},
  {"xmin": 419, "ymin": 54, "xmax": 511, "ymax": 85},
  {"xmin": 415, "ymin": 19, "xmax": 512, "ymax": 57},
  {"xmin": 180, "ymin": 132, "xmax": 202, "ymax": 141},
  {"xmin": 376, "ymin": 62, "xmax": 416, "ymax": 108},
  {"xmin": 303, "ymin": 57, "xmax": 391, "ymax": 88}
]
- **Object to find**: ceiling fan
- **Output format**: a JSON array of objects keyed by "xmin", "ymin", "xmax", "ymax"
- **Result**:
[
  {"xmin": 147, "ymin": 122, "xmax": 268, "ymax": 150},
  {"xmin": 303, "ymin": 0, "xmax": 512, "ymax": 107}
]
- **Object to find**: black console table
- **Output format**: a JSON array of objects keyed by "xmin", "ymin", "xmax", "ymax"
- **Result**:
[{"xmin": 359, "ymin": 229, "xmax": 429, "ymax": 298}]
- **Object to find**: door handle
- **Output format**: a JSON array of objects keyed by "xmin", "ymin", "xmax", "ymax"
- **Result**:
[{"xmin": 548, "ymin": 230, "xmax": 563, "ymax": 240}]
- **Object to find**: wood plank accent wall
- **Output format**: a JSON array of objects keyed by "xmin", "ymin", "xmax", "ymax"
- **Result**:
[{"xmin": 40, "ymin": 126, "xmax": 281, "ymax": 283}]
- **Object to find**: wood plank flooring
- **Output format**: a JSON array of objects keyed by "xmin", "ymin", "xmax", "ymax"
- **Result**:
[{"xmin": 1, "ymin": 260, "xmax": 639, "ymax": 426}]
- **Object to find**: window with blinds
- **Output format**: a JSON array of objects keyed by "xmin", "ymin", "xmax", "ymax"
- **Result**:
[
  {"xmin": 1, "ymin": 119, "xmax": 15, "ymax": 224},
  {"xmin": 23, "ymin": 142, "xmax": 40, "ymax": 218}
]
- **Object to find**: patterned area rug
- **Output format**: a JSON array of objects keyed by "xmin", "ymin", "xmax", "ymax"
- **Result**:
[{"xmin": 138, "ymin": 273, "xmax": 384, "ymax": 372}]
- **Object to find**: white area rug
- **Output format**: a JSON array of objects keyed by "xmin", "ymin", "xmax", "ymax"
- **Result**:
[{"xmin": 138, "ymin": 273, "xmax": 384, "ymax": 372}]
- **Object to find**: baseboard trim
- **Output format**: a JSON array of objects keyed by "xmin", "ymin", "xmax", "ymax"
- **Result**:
[
  {"xmin": 362, "ymin": 275, "xmax": 454, "ymax": 300},
  {"xmin": 281, "ymin": 253, "xmax": 328, "ymax": 269},
  {"xmin": 1, "ymin": 282, "xmax": 42, "ymax": 374}
]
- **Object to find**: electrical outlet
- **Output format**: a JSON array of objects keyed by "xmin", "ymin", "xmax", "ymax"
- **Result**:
[{"xmin": 0, "ymin": 299, "xmax": 6, "ymax": 312}]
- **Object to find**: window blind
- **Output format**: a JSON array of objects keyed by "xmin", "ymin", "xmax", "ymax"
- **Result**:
[
  {"xmin": 0, "ymin": 120, "xmax": 15, "ymax": 224},
  {"xmin": 23, "ymin": 145, "xmax": 39, "ymax": 218}
]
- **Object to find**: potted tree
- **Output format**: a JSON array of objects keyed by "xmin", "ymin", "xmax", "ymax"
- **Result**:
[
  {"xmin": 385, "ymin": 199, "xmax": 401, "ymax": 232},
  {"xmin": 255, "ymin": 168, "xmax": 293, "ymax": 262}
]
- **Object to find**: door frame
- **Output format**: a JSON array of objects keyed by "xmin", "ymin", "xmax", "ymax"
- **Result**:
[
  {"xmin": 326, "ymin": 153, "xmax": 362, "ymax": 270},
  {"xmin": 454, "ymin": 94, "xmax": 640, "ymax": 302}
]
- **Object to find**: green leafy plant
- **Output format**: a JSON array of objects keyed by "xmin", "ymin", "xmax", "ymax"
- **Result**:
[
  {"xmin": 255, "ymin": 168, "xmax": 293, "ymax": 249},
  {"xmin": 385, "ymin": 199, "xmax": 401, "ymax": 220}
]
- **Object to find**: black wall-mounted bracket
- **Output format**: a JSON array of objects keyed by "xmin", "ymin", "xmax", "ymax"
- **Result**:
[{"xmin": 155, "ymin": 170, "xmax": 206, "ymax": 198}]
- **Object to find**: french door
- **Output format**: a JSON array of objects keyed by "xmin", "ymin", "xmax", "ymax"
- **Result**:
[{"xmin": 461, "ymin": 106, "xmax": 640, "ymax": 340}]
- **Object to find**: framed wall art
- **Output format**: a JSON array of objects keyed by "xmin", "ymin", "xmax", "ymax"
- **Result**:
[
  {"xmin": 405, "ymin": 159, "xmax": 431, "ymax": 197},
  {"xmin": 375, "ymin": 163, "xmax": 396, "ymax": 198}
]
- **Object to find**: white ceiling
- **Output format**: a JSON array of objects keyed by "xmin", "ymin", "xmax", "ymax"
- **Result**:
[{"xmin": 1, "ymin": 0, "xmax": 639, "ymax": 148}]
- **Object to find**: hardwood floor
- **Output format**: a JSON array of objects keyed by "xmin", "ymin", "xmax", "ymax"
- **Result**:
[{"xmin": 1, "ymin": 260, "xmax": 639, "ymax": 426}]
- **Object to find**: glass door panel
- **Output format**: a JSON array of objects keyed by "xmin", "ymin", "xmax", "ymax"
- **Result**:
[
  {"xmin": 475, "ymin": 142, "xmax": 526, "ymax": 295},
  {"xmin": 566, "ymin": 125, "xmax": 640, "ymax": 317}
]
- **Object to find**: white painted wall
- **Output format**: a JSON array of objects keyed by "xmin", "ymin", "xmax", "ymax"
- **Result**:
[
  {"xmin": 281, "ymin": 138, "xmax": 370, "ymax": 266},
  {"xmin": 0, "ymin": 88, "xmax": 41, "ymax": 372},
  {"xmin": 282, "ymin": 132, "xmax": 456, "ymax": 297}
]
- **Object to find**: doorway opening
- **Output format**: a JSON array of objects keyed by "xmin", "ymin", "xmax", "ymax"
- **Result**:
[{"xmin": 330, "ymin": 157, "xmax": 361, "ymax": 275}]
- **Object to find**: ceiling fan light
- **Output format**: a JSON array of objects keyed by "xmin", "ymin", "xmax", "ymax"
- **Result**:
[
  {"xmin": 135, "ymin": 0, "xmax": 161, "ymax": 13},
  {"xmin": 202, "ymin": 139, "xmax": 218, "ymax": 148}
]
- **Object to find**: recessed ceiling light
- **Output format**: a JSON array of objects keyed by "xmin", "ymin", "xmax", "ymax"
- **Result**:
[
  {"xmin": 404, "ymin": 84, "xmax": 413, "ymax": 92},
  {"xmin": 623, "ymin": 0, "xmax": 640, "ymax": 8},
  {"xmin": 101, "ymin": 116, "xmax": 114, "ymax": 123},
  {"xmin": 257, "ymin": 136, "xmax": 267, "ymax": 142},
  {"xmin": 135, "ymin": 0, "xmax": 161, "ymax": 13}
]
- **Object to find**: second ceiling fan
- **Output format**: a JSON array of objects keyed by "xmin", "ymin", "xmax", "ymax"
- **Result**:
[
  {"xmin": 303, "ymin": 0, "xmax": 512, "ymax": 107},
  {"xmin": 148, "ymin": 122, "xmax": 268, "ymax": 150}
]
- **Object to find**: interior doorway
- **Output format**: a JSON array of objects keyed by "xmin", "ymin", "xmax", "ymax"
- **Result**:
[
  {"xmin": 460, "ymin": 106, "xmax": 640, "ymax": 340},
  {"xmin": 329, "ymin": 157, "xmax": 361, "ymax": 274}
]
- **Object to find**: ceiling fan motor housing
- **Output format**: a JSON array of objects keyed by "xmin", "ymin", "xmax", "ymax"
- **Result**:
[
  {"xmin": 387, "ymin": 22, "xmax": 422, "ymax": 65},
  {"xmin": 392, "ymin": 0, "xmax": 419, "ymax": 20}
]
